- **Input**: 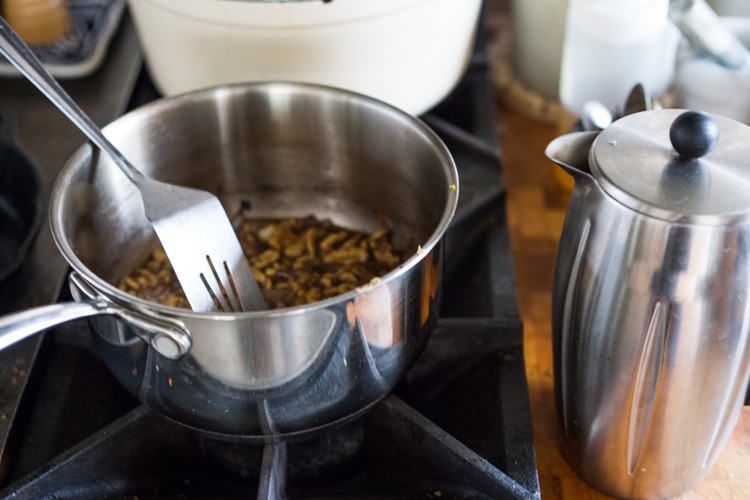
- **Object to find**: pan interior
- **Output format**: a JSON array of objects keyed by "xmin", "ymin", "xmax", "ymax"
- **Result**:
[{"xmin": 53, "ymin": 84, "xmax": 456, "ymax": 289}]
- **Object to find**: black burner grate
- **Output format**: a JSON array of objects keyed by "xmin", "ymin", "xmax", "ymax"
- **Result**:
[
  {"xmin": 2, "ymin": 319, "xmax": 535, "ymax": 499},
  {"xmin": 0, "ymin": 7, "xmax": 540, "ymax": 499}
]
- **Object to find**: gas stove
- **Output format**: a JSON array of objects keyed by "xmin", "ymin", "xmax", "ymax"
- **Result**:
[{"xmin": 0, "ymin": 8, "xmax": 540, "ymax": 499}]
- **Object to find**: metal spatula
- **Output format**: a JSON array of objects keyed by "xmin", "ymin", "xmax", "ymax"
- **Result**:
[{"xmin": 0, "ymin": 17, "xmax": 266, "ymax": 313}]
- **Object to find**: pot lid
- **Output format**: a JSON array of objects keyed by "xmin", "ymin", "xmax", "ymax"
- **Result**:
[{"xmin": 590, "ymin": 108, "xmax": 750, "ymax": 223}]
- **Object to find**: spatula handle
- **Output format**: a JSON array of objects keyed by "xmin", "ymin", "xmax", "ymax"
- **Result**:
[{"xmin": 0, "ymin": 15, "xmax": 144, "ymax": 183}]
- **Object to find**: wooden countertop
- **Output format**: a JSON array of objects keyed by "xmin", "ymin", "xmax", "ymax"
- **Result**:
[{"xmin": 496, "ymin": 106, "xmax": 750, "ymax": 499}]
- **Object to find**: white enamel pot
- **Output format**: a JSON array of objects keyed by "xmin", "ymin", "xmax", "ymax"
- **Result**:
[{"xmin": 126, "ymin": 0, "xmax": 484, "ymax": 115}]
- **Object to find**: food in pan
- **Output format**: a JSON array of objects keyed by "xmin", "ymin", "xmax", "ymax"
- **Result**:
[{"xmin": 118, "ymin": 210, "xmax": 406, "ymax": 310}]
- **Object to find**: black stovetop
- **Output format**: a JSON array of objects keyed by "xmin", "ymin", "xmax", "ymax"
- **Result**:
[{"xmin": 0, "ymin": 9, "xmax": 540, "ymax": 499}]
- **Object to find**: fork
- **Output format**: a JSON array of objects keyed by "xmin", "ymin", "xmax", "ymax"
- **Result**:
[{"xmin": 0, "ymin": 17, "xmax": 266, "ymax": 312}]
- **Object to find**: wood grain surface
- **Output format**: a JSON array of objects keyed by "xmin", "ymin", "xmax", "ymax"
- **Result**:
[{"xmin": 497, "ymin": 107, "xmax": 750, "ymax": 499}]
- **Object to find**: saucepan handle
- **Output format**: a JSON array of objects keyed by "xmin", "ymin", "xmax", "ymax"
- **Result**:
[
  {"xmin": 0, "ymin": 273, "xmax": 192, "ymax": 360},
  {"xmin": 0, "ymin": 298, "xmax": 112, "ymax": 351},
  {"xmin": 68, "ymin": 272, "xmax": 192, "ymax": 359}
]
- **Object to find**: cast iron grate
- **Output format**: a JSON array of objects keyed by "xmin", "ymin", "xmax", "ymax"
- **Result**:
[{"xmin": 0, "ymin": 9, "xmax": 541, "ymax": 499}]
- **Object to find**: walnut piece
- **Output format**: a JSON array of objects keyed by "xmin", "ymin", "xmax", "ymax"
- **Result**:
[{"xmin": 118, "ymin": 212, "xmax": 405, "ymax": 310}]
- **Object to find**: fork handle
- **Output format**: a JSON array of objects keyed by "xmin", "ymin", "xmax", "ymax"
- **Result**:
[{"xmin": 0, "ymin": 15, "xmax": 144, "ymax": 183}]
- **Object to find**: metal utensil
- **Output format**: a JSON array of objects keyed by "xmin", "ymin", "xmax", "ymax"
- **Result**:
[
  {"xmin": 580, "ymin": 100, "xmax": 613, "ymax": 131},
  {"xmin": 669, "ymin": 0, "xmax": 750, "ymax": 70},
  {"xmin": 621, "ymin": 83, "xmax": 651, "ymax": 117},
  {"xmin": 0, "ymin": 17, "xmax": 265, "ymax": 313}
]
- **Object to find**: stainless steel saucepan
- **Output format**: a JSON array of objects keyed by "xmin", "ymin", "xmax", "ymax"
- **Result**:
[{"xmin": 0, "ymin": 82, "xmax": 459, "ymax": 441}]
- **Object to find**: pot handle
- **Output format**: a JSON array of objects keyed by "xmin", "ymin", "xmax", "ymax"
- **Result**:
[
  {"xmin": 0, "ymin": 298, "xmax": 111, "ymax": 351},
  {"xmin": 0, "ymin": 273, "xmax": 191, "ymax": 360},
  {"xmin": 68, "ymin": 272, "xmax": 191, "ymax": 359}
]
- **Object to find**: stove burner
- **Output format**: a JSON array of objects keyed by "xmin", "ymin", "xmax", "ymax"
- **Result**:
[
  {"xmin": 0, "ymin": 10, "xmax": 541, "ymax": 499},
  {"xmin": 204, "ymin": 421, "xmax": 365, "ymax": 486},
  {"xmin": 0, "ymin": 319, "xmax": 535, "ymax": 499}
]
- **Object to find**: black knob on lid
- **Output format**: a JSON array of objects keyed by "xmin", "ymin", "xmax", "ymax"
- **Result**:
[{"xmin": 669, "ymin": 110, "xmax": 719, "ymax": 160}]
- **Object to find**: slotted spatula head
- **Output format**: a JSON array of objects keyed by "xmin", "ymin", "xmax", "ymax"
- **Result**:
[{"xmin": 137, "ymin": 177, "xmax": 266, "ymax": 313}]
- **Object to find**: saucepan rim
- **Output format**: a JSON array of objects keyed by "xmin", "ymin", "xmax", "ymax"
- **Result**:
[{"xmin": 48, "ymin": 81, "xmax": 459, "ymax": 320}]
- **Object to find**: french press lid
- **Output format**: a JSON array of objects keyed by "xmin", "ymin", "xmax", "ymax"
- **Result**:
[{"xmin": 590, "ymin": 108, "xmax": 750, "ymax": 223}]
